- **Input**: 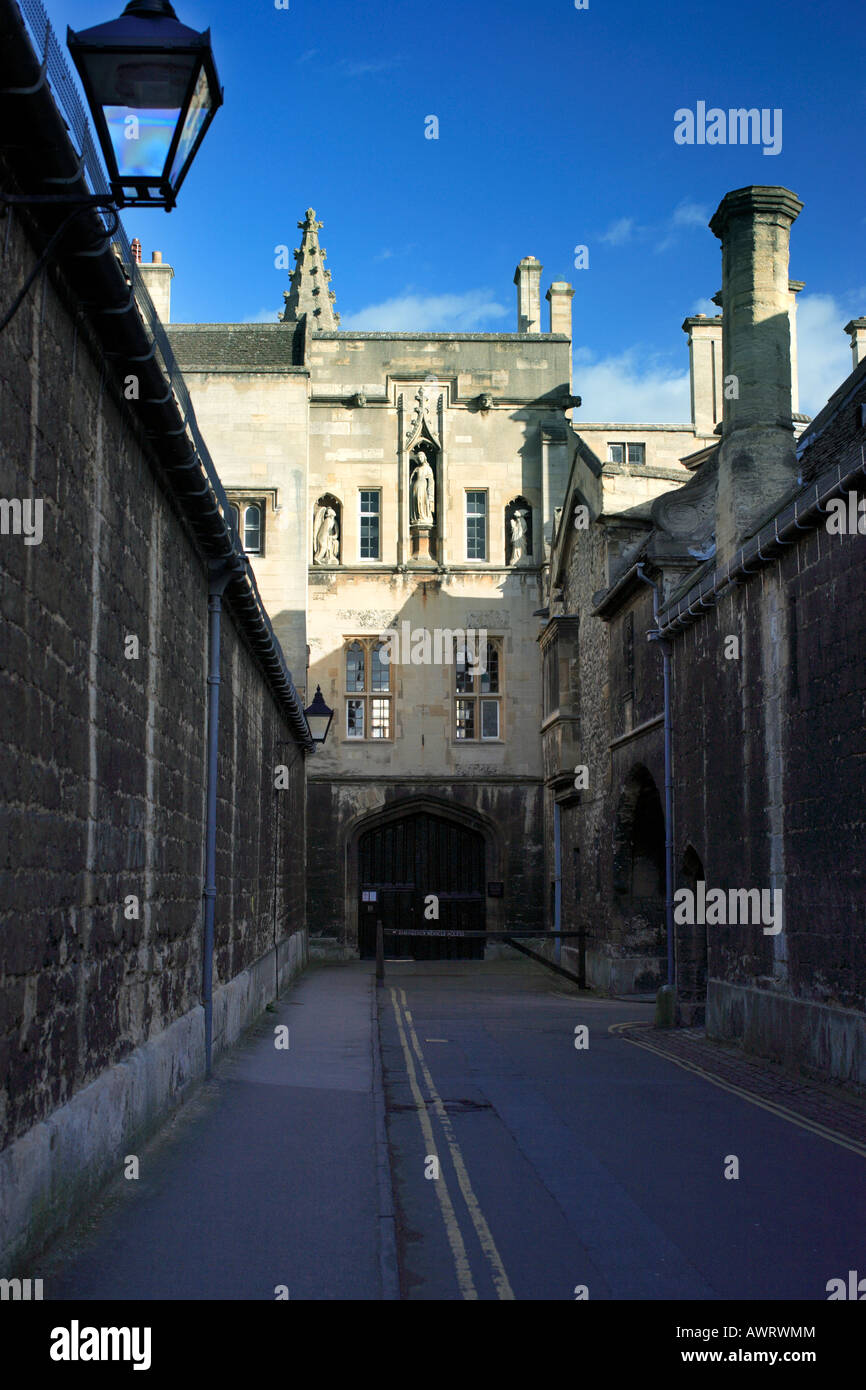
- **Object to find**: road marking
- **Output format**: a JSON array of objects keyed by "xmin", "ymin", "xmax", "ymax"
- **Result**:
[
  {"xmin": 399, "ymin": 988, "xmax": 516, "ymax": 1301},
  {"xmin": 389, "ymin": 988, "xmax": 478, "ymax": 1300},
  {"xmin": 609, "ymin": 1024, "xmax": 866, "ymax": 1160}
]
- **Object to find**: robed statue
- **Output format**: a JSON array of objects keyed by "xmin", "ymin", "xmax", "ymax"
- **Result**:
[
  {"xmin": 409, "ymin": 448, "xmax": 435, "ymax": 526},
  {"xmin": 509, "ymin": 509, "xmax": 528, "ymax": 564},
  {"xmin": 313, "ymin": 504, "xmax": 339, "ymax": 564}
]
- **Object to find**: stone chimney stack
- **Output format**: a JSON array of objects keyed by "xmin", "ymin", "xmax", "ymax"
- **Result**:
[
  {"xmin": 788, "ymin": 280, "xmax": 804, "ymax": 414},
  {"xmin": 546, "ymin": 280, "xmax": 574, "ymax": 338},
  {"xmin": 844, "ymin": 318, "xmax": 866, "ymax": 369},
  {"xmin": 682, "ymin": 313, "xmax": 723, "ymax": 436},
  {"xmin": 138, "ymin": 249, "xmax": 174, "ymax": 324},
  {"xmin": 709, "ymin": 185, "xmax": 803, "ymax": 558},
  {"xmin": 514, "ymin": 256, "xmax": 542, "ymax": 334}
]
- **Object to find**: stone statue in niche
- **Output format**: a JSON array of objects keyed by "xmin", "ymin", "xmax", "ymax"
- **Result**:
[
  {"xmin": 313, "ymin": 504, "xmax": 339, "ymax": 564},
  {"xmin": 509, "ymin": 508, "xmax": 529, "ymax": 564},
  {"xmin": 409, "ymin": 447, "xmax": 435, "ymax": 526}
]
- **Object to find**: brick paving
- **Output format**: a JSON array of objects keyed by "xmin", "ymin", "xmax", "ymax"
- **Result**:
[{"xmin": 616, "ymin": 1023, "xmax": 866, "ymax": 1151}]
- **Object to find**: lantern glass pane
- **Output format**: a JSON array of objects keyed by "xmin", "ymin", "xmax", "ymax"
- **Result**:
[
  {"xmin": 170, "ymin": 66, "xmax": 212, "ymax": 183},
  {"xmin": 84, "ymin": 53, "xmax": 198, "ymax": 177},
  {"xmin": 105, "ymin": 104, "xmax": 179, "ymax": 176},
  {"xmin": 88, "ymin": 53, "xmax": 197, "ymax": 108}
]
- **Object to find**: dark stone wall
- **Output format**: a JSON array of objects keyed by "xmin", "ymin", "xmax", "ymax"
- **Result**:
[
  {"xmin": 670, "ymin": 517, "xmax": 866, "ymax": 1012},
  {"xmin": 545, "ymin": 515, "xmax": 669, "ymax": 989},
  {"xmin": 0, "ymin": 208, "xmax": 305, "ymax": 1154}
]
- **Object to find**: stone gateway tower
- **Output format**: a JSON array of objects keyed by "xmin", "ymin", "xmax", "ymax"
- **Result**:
[{"xmin": 168, "ymin": 212, "xmax": 576, "ymax": 955}]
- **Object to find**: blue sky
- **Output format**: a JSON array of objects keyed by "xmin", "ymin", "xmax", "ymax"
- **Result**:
[{"xmin": 47, "ymin": 0, "xmax": 865, "ymax": 419}]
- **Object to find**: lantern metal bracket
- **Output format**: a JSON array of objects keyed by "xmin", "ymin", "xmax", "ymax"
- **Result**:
[
  {"xmin": 0, "ymin": 58, "xmax": 49, "ymax": 97},
  {"xmin": 0, "ymin": 194, "xmax": 120, "ymax": 334},
  {"xmin": 42, "ymin": 156, "xmax": 88, "ymax": 187}
]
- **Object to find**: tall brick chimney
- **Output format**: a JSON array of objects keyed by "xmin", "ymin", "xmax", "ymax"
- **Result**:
[
  {"xmin": 514, "ymin": 256, "xmax": 542, "ymax": 334},
  {"xmin": 546, "ymin": 280, "xmax": 574, "ymax": 338},
  {"xmin": 844, "ymin": 318, "xmax": 866, "ymax": 369},
  {"xmin": 682, "ymin": 313, "xmax": 723, "ymax": 436},
  {"xmin": 709, "ymin": 185, "xmax": 803, "ymax": 558},
  {"xmin": 138, "ymin": 250, "xmax": 174, "ymax": 324}
]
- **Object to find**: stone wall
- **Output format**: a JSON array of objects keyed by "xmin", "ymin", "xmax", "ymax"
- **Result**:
[
  {"xmin": 670, "ymin": 512, "xmax": 866, "ymax": 1051},
  {"xmin": 0, "ymin": 199, "xmax": 307, "ymax": 1250}
]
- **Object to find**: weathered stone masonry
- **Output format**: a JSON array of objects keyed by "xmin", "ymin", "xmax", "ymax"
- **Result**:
[{"xmin": 0, "ymin": 8, "xmax": 309, "ymax": 1267}]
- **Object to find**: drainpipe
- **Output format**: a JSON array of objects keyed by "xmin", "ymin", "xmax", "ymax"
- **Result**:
[
  {"xmin": 203, "ymin": 556, "xmax": 243, "ymax": 1076},
  {"xmin": 636, "ymin": 565, "xmax": 675, "ymax": 992},
  {"xmin": 553, "ymin": 801, "xmax": 562, "ymax": 965}
]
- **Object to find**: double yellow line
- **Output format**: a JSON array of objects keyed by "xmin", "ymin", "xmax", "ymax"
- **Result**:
[
  {"xmin": 609, "ymin": 1022, "xmax": 866, "ymax": 1160},
  {"xmin": 389, "ymin": 987, "xmax": 515, "ymax": 1300}
]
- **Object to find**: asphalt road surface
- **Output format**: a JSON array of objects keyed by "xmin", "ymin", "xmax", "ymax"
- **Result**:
[
  {"xmin": 378, "ymin": 959, "xmax": 865, "ymax": 1300},
  {"xmin": 37, "ymin": 957, "xmax": 864, "ymax": 1302}
]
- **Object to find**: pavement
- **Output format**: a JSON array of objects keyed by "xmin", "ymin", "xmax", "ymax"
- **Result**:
[
  {"xmin": 43, "ymin": 961, "xmax": 394, "ymax": 1301},
  {"xmin": 38, "ymin": 954, "xmax": 866, "ymax": 1301}
]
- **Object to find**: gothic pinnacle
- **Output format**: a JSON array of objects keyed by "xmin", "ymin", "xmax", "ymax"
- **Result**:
[{"xmin": 279, "ymin": 206, "xmax": 338, "ymax": 327}]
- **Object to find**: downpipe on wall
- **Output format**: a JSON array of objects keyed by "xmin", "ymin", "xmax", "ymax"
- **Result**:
[
  {"xmin": 636, "ymin": 565, "xmax": 675, "ymax": 995},
  {"xmin": 553, "ymin": 801, "xmax": 562, "ymax": 965}
]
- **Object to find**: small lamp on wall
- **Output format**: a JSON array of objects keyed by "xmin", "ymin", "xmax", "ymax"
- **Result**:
[
  {"xmin": 68, "ymin": 0, "xmax": 223, "ymax": 210},
  {"xmin": 303, "ymin": 686, "xmax": 334, "ymax": 747}
]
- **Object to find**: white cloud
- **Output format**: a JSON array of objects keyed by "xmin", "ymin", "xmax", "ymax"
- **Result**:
[
  {"xmin": 600, "ymin": 217, "xmax": 635, "ymax": 246},
  {"xmin": 573, "ymin": 345, "xmax": 690, "ymax": 423},
  {"xmin": 340, "ymin": 56, "xmax": 403, "ymax": 77},
  {"xmin": 672, "ymin": 200, "xmax": 709, "ymax": 228},
  {"xmin": 689, "ymin": 297, "xmax": 719, "ymax": 317},
  {"xmin": 655, "ymin": 199, "xmax": 711, "ymax": 252},
  {"xmin": 246, "ymin": 308, "xmax": 281, "ymax": 323},
  {"xmin": 572, "ymin": 292, "xmax": 857, "ymax": 426},
  {"xmin": 796, "ymin": 293, "xmax": 855, "ymax": 417},
  {"xmin": 340, "ymin": 289, "xmax": 509, "ymax": 332}
]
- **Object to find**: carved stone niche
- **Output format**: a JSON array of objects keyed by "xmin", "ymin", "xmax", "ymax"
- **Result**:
[
  {"xmin": 506, "ymin": 496, "xmax": 533, "ymax": 565},
  {"xmin": 312, "ymin": 493, "xmax": 341, "ymax": 566},
  {"xmin": 408, "ymin": 441, "xmax": 438, "ymax": 563}
]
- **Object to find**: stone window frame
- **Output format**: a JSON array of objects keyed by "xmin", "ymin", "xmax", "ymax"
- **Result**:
[
  {"xmin": 226, "ymin": 489, "xmax": 279, "ymax": 557},
  {"xmin": 607, "ymin": 441, "xmax": 646, "ymax": 466},
  {"xmin": 358, "ymin": 488, "xmax": 381, "ymax": 563},
  {"xmin": 465, "ymin": 488, "xmax": 488, "ymax": 561},
  {"xmin": 542, "ymin": 631, "xmax": 560, "ymax": 719},
  {"xmin": 453, "ymin": 636, "xmax": 504, "ymax": 743},
  {"xmin": 343, "ymin": 636, "xmax": 394, "ymax": 742}
]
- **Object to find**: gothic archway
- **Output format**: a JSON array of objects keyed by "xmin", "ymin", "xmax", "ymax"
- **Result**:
[
  {"xmin": 612, "ymin": 764, "xmax": 666, "ymax": 977},
  {"xmin": 678, "ymin": 844, "xmax": 708, "ymax": 1022},
  {"xmin": 348, "ymin": 796, "xmax": 500, "ymax": 959}
]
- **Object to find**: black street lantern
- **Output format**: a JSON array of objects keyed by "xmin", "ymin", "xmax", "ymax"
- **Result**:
[
  {"xmin": 304, "ymin": 686, "xmax": 334, "ymax": 747},
  {"xmin": 67, "ymin": 1, "xmax": 223, "ymax": 210}
]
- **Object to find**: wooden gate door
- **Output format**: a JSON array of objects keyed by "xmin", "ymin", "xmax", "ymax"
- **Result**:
[{"xmin": 358, "ymin": 811, "xmax": 485, "ymax": 959}]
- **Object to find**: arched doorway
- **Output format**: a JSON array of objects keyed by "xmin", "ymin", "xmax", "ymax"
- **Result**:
[
  {"xmin": 357, "ymin": 809, "xmax": 486, "ymax": 960},
  {"xmin": 678, "ymin": 844, "xmax": 708, "ymax": 1022},
  {"xmin": 612, "ymin": 764, "xmax": 666, "ymax": 989}
]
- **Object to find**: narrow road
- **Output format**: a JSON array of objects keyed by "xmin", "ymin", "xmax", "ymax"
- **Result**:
[
  {"xmin": 378, "ymin": 959, "xmax": 865, "ymax": 1300},
  {"xmin": 38, "ymin": 957, "xmax": 863, "ymax": 1302}
]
